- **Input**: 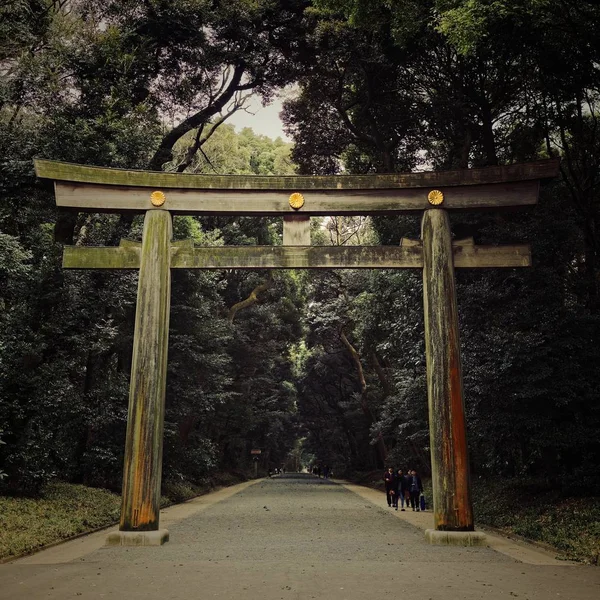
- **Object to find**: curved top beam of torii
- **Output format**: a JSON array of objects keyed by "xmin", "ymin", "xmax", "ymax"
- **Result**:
[{"xmin": 34, "ymin": 158, "xmax": 560, "ymax": 216}]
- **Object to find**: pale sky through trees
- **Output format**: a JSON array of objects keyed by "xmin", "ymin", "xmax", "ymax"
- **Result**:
[{"xmin": 228, "ymin": 94, "xmax": 290, "ymax": 141}]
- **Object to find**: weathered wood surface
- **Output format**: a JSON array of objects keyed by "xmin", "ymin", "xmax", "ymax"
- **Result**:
[
  {"xmin": 120, "ymin": 210, "xmax": 172, "ymax": 532},
  {"xmin": 63, "ymin": 243, "xmax": 531, "ymax": 270},
  {"xmin": 51, "ymin": 180, "xmax": 541, "ymax": 214},
  {"xmin": 283, "ymin": 215, "xmax": 311, "ymax": 246},
  {"xmin": 64, "ymin": 245, "xmax": 142, "ymax": 269},
  {"xmin": 422, "ymin": 208, "xmax": 474, "ymax": 532},
  {"xmin": 451, "ymin": 242, "xmax": 531, "ymax": 267},
  {"xmin": 35, "ymin": 158, "xmax": 559, "ymax": 189}
]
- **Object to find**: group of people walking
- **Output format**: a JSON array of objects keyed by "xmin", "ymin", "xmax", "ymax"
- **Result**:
[
  {"xmin": 311, "ymin": 464, "xmax": 331, "ymax": 479},
  {"xmin": 267, "ymin": 467, "xmax": 286, "ymax": 477},
  {"xmin": 384, "ymin": 468, "xmax": 424, "ymax": 511}
]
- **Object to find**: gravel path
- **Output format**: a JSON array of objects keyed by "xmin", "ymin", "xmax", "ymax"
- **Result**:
[{"xmin": 1, "ymin": 474, "xmax": 599, "ymax": 600}]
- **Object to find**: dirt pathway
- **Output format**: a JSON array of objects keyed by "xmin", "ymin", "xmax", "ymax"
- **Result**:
[{"xmin": 1, "ymin": 474, "xmax": 598, "ymax": 600}]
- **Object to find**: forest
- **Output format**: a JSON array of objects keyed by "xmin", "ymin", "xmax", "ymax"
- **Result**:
[{"xmin": 1, "ymin": 0, "xmax": 599, "ymax": 532}]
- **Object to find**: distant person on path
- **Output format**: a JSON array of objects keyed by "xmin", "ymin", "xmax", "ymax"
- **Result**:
[
  {"xmin": 383, "ymin": 467, "xmax": 397, "ymax": 508},
  {"xmin": 403, "ymin": 468, "xmax": 412, "ymax": 508},
  {"xmin": 323, "ymin": 465, "xmax": 330, "ymax": 479},
  {"xmin": 391, "ymin": 470, "xmax": 400, "ymax": 510},
  {"xmin": 397, "ymin": 469, "xmax": 408, "ymax": 511},
  {"xmin": 409, "ymin": 469, "xmax": 423, "ymax": 511}
]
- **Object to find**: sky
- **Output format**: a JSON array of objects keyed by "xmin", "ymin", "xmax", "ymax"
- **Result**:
[{"xmin": 227, "ymin": 93, "xmax": 291, "ymax": 142}]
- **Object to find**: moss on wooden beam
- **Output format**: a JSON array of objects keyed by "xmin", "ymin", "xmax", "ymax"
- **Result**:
[
  {"xmin": 51, "ymin": 180, "xmax": 542, "ymax": 214},
  {"xmin": 35, "ymin": 158, "xmax": 560, "ymax": 191},
  {"xmin": 62, "ymin": 244, "xmax": 531, "ymax": 270},
  {"xmin": 63, "ymin": 245, "xmax": 141, "ymax": 269}
]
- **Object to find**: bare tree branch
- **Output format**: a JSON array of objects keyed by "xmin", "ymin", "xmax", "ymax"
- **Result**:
[
  {"xmin": 148, "ymin": 61, "xmax": 248, "ymax": 170},
  {"xmin": 175, "ymin": 92, "xmax": 251, "ymax": 173}
]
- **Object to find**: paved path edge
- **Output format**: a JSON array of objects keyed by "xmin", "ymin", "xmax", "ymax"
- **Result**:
[
  {"xmin": 7, "ymin": 478, "xmax": 263, "ymax": 565},
  {"xmin": 336, "ymin": 479, "xmax": 577, "ymax": 567}
]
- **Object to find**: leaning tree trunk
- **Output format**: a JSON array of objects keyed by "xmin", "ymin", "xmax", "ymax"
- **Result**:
[{"xmin": 339, "ymin": 328, "xmax": 387, "ymax": 468}]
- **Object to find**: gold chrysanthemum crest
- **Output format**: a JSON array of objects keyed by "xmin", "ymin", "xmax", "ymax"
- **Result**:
[
  {"xmin": 289, "ymin": 192, "xmax": 305, "ymax": 210},
  {"xmin": 427, "ymin": 189, "xmax": 444, "ymax": 206},
  {"xmin": 150, "ymin": 190, "xmax": 166, "ymax": 206}
]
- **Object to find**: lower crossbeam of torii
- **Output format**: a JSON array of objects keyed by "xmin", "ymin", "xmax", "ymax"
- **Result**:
[{"xmin": 35, "ymin": 158, "xmax": 559, "ymax": 547}]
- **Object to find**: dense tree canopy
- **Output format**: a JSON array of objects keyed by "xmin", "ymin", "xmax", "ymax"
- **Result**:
[
  {"xmin": 1, "ymin": 0, "xmax": 599, "ymax": 497},
  {"xmin": 285, "ymin": 0, "xmax": 600, "ymax": 488}
]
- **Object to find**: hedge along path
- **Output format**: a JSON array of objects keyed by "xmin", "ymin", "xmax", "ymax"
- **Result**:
[{"xmin": 34, "ymin": 157, "xmax": 560, "ymax": 547}]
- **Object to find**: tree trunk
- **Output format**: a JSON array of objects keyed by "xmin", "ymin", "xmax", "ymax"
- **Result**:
[
  {"xmin": 339, "ymin": 328, "xmax": 387, "ymax": 467},
  {"xmin": 371, "ymin": 351, "xmax": 391, "ymax": 397},
  {"xmin": 148, "ymin": 63, "xmax": 247, "ymax": 171},
  {"xmin": 584, "ymin": 230, "xmax": 599, "ymax": 310},
  {"xmin": 228, "ymin": 275, "xmax": 272, "ymax": 324},
  {"xmin": 480, "ymin": 103, "xmax": 498, "ymax": 166}
]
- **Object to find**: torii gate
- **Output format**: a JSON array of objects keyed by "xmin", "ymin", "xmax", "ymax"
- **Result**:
[{"xmin": 35, "ymin": 158, "xmax": 559, "ymax": 547}]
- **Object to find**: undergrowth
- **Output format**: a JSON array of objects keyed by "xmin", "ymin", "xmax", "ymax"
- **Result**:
[
  {"xmin": 472, "ymin": 478, "xmax": 600, "ymax": 565},
  {"xmin": 0, "ymin": 482, "xmax": 121, "ymax": 560},
  {"xmin": 0, "ymin": 471, "xmax": 248, "ymax": 561}
]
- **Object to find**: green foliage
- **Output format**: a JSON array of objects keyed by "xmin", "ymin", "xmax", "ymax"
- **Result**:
[
  {"xmin": 435, "ymin": 0, "xmax": 554, "ymax": 55},
  {"xmin": 0, "ymin": 4, "xmax": 599, "ymax": 570},
  {"xmin": 0, "ymin": 474, "xmax": 251, "ymax": 560},
  {"xmin": 473, "ymin": 478, "xmax": 600, "ymax": 565},
  {"xmin": 0, "ymin": 233, "xmax": 32, "ymax": 309},
  {"xmin": 280, "ymin": 0, "xmax": 600, "ymax": 497},
  {"xmin": 170, "ymin": 124, "xmax": 296, "ymax": 175},
  {"xmin": 0, "ymin": 0, "xmax": 305, "ymax": 494},
  {"xmin": 0, "ymin": 482, "xmax": 121, "ymax": 560}
]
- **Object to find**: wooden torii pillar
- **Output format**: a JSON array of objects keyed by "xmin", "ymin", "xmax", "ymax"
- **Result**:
[{"xmin": 35, "ymin": 158, "xmax": 559, "ymax": 547}]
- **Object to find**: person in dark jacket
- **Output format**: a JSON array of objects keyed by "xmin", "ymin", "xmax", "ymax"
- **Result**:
[
  {"xmin": 403, "ymin": 469, "xmax": 412, "ymax": 509},
  {"xmin": 383, "ymin": 467, "xmax": 397, "ymax": 508},
  {"xmin": 396, "ymin": 469, "xmax": 409, "ymax": 511},
  {"xmin": 409, "ymin": 470, "xmax": 423, "ymax": 511}
]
